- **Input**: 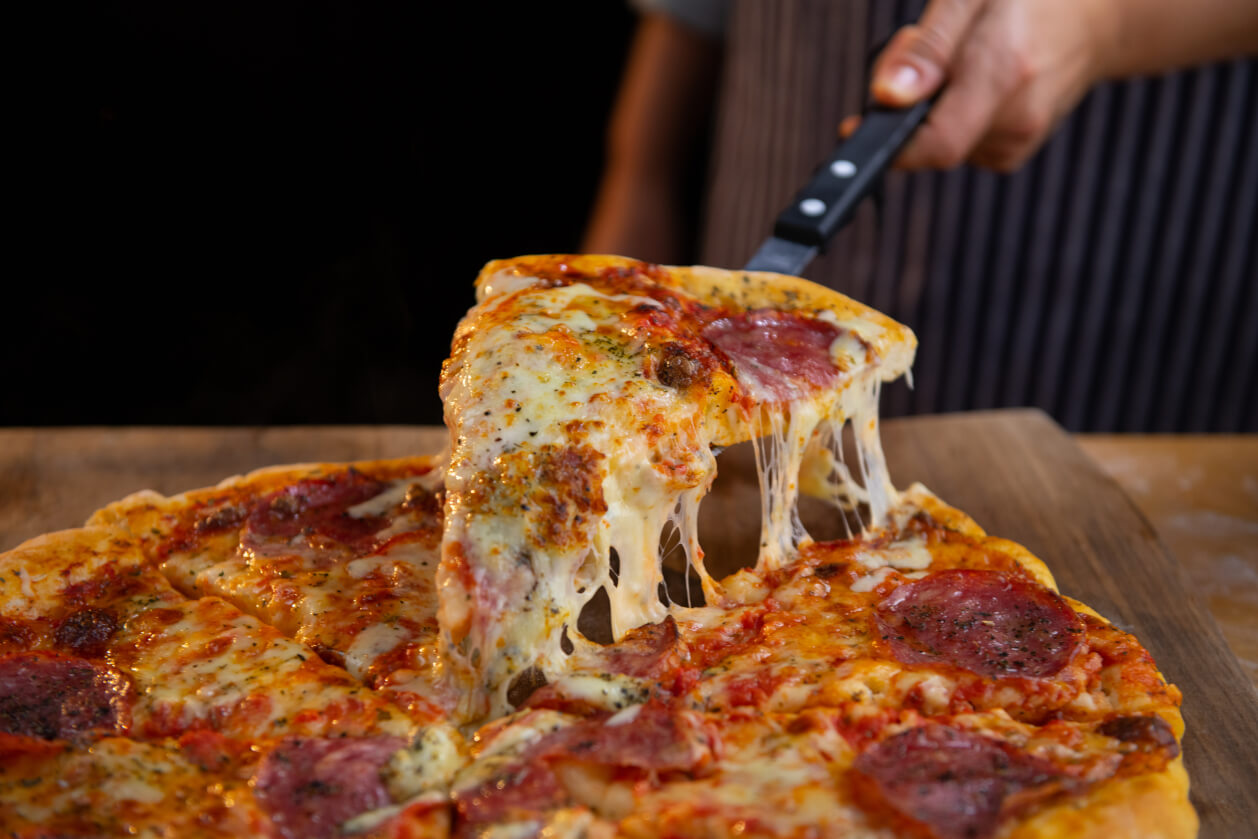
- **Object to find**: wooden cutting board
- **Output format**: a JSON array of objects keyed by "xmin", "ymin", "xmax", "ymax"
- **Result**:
[{"xmin": 1, "ymin": 410, "xmax": 1254, "ymax": 836}]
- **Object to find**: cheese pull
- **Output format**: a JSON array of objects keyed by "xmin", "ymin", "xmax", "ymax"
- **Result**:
[{"xmin": 435, "ymin": 255, "xmax": 916, "ymax": 719}]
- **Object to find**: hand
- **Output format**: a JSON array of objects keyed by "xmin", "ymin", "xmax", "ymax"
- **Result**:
[{"xmin": 846, "ymin": 0, "xmax": 1117, "ymax": 172}]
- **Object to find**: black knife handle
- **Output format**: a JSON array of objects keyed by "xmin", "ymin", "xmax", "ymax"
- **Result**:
[{"xmin": 771, "ymin": 99, "xmax": 932, "ymax": 248}]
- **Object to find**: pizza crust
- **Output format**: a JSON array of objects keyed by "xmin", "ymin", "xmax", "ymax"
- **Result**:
[
  {"xmin": 898, "ymin": 483, "xmax": 1059, "ymax": 590},
  {"xmin": 88, "ymin": 454, "xmax": 442, "ymax": 534},
  {"xmin": 1006, "ymin": 757, "xmax": 1196, "ymax": 839},
  {"xmin": 475, "ymin": 253, "xmax": 917, "ymax": 386}
]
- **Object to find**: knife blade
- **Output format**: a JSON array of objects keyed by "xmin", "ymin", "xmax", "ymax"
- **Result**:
[{"xmin": 744, "ymin": 98, "xmax": 933, "ymax": 276}]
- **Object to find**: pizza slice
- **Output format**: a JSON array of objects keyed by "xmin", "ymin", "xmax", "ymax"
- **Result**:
[
  {"xmin": 0, "ymin": 524, "xmax": 451, "ymax": 838},
  {"xmin": 438, "ymin": 254, "xmax": 916, "ymax": 716},
  {"xmin": 0, "ymin": 526, "xmax": 413, "ymax": 742},
  {"xmin": 89, "ymin": 456, "xmax": 455, "ymax": 723}
]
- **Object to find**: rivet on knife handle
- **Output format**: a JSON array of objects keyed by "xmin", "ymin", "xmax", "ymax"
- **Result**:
[{"xmin": 771, "ymin": 98, "xmax": 933, "ymax": 248}]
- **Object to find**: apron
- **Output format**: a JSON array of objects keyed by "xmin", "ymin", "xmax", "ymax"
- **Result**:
[{"xmin": 698, "ymin": 0, "xmax": 1257, "ymax": 431}]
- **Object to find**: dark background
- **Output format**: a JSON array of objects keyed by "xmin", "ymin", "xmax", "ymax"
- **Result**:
[{"xmin": 7, "ymin": 3, "xmax": 637, "ymax": 426}]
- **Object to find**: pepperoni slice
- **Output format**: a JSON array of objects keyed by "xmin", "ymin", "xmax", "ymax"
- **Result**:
[
  {"xmin": 875, "ymin": 569, "xmax": 1084, "ymax": 679},
  {"xmin": 702, "ymin": 310, "xmax": 841, "ymax": 401},
  {"xmin": 253, "ymin": 736, "xmax": 405, "ymax": 839},
  {"xmin": 0, "ymin": 652, "xmax": 131, "ymax": 741},
  {"xmin": 852, "ymin": 724, "xmax": 1073, "ymax": 839},
  {"xmin": 533, "ymin": 702, "xmax": 711, "ymax": 772},
  {"xmin": 456, "ymin": 703, "xmax": 712, "ymax": 825},
  {"xmin": 242, "ymin": 470, "xmax": 390, "ymax": 557},
  {"xmin": 454, "ymin": 762, "xmax": 567, "ymax": 826},
  {"xmin": 595, "ymin": 616, "xmax": 687, "ymax": 680}
]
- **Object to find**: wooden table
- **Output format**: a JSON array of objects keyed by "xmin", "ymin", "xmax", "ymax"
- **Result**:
[
  {"xmin": 1, "ymin": 412, "xmax": 1255, "ymax": 835},
  {"xmin": 1077, "ymin": 435, "xmax": 1258, "ymax": 689}
]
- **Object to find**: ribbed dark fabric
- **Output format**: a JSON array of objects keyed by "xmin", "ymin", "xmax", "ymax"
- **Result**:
[{"xmin": 699, "ymin": 0, "xmax": 1257, "ymax": 431}]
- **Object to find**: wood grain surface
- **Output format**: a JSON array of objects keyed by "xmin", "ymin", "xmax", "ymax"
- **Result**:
[
  {"xmin": 1, "ymin": 411, "xmax": 1254, "ymax": 836},
  {"xmin": 1078, "ymin": 435, "xmax": 1258, "ymax": 688}
]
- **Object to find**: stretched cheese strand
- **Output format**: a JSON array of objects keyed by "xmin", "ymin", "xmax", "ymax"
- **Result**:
[
  {"xmin": 796, "ymin": 378, "xmax": 899, "ymax": 526},
  {"xmin": 746, "ymin": 371, "xmax": 899, "ymax": 575}
]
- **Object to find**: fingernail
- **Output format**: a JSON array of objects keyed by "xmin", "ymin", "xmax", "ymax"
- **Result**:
[{"xmin": 883, "ymin": 64, "xmax": 920, "ymax": 98}]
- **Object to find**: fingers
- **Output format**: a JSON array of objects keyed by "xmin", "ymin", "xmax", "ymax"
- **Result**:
[
  {"xmin": 871, "ymin": 0, "xmax": 987, "ymax": 105},
  {"xmin": 843, "ymin": 0, "xmax": 1066, "ymax": 172},
  {"xmin": 893, "ymin": 3, "xmax": 1032, "ymax": 169}
]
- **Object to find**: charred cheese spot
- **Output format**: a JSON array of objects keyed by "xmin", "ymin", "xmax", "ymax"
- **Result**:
[
  {"xmin": 193, "ymin": 504, "xmax": 246, "ymax": 534},
  {"xmin": 54, "ymin": 608, "xmax": 119, "ymax": 657}
]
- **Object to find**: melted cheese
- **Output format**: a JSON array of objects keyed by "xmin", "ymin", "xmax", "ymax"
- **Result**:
[
  {"xmin": 345, "ymin": 621, "xmax": 411, "ymax": 675},
  {"xmin": 439, "ymin": 281, "xmax": 725, "ymax": 716},
  {"xmin": 383, "ymin": 722, "xmax": 471, "ymax": 801},
  {"xmin": 117, "ymin": 595, "xmax": 413, "ymax": 739},
  {"xmin": 853, "ymin": 536, "xmax": 934, "ymax": 572},
  {"xmin": 625, "ymin": 713, "xmax": 874, "ymax": 837},
  {"xmin": 0, "ymin": 738, "xmax": 265, "ymax": 836},
  {"xmin": 0, "ymin": 528, "xmax": 148, "ymax": 616},
  {"xmin": 850, "ymin": 565, "xmax": 895, "ymax": 593},
  {"xmin": 140, "ymin": 469, "xmax": 451, "ymax": 722},
  {"xmin": 438, "ymin": 259, "xmax": 915, "ymax": 721},
  {"xmin": 1, "ymin": 528, "xmax": 414, "ymax": 742},
  {"xmin": 542, "ymin": 672, "xmax": 649, "ymax": 712}
]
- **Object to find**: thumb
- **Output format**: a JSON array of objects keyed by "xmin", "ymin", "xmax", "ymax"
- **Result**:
[{"xmin": 872, "ymin": 0, "xmax": 986, "ymax": 105}]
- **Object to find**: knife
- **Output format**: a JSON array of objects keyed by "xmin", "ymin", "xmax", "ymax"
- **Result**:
[{"xmin": 743, "ymin": 98, "xmax": 933, "ymax": 276}]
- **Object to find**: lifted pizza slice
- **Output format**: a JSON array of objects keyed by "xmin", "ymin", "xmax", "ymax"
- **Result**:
[{"xmin": 437, "ymin": 254, "xmax": 916, "ymax": 717}]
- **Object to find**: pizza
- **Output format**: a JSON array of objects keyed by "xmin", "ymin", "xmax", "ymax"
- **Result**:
[{"xmin": 0, "ymin": 254, "xmax": 1195, "ymax": 839}]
